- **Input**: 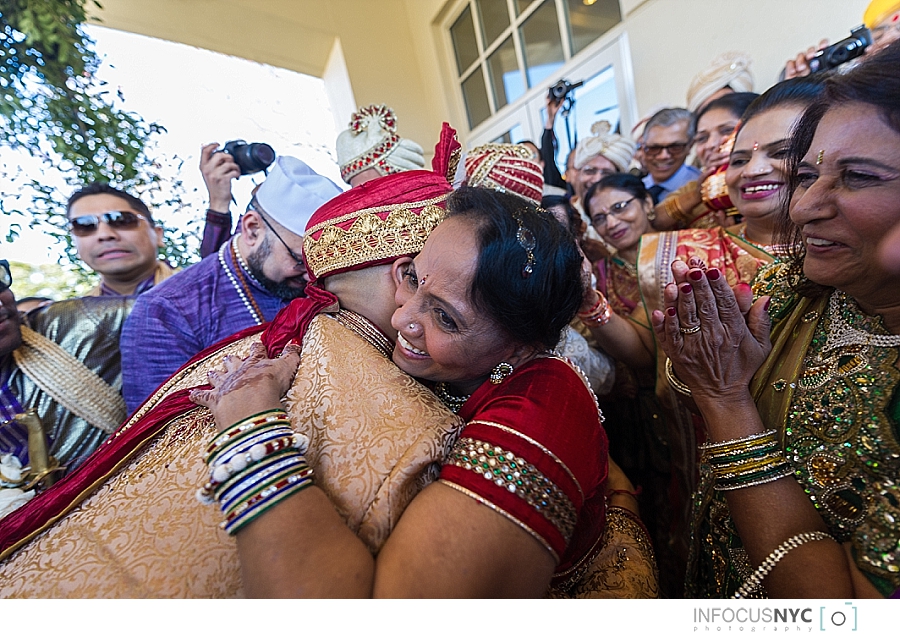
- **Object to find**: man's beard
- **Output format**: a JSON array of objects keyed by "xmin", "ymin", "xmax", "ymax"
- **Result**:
[{"xmin": 245, "ymin": 235, "xmax": 307, "ymax": 301}]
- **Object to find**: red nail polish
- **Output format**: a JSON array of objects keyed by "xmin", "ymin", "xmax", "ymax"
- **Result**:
[
  {"xmin": 680, "ymin": 283, "xmax": 693, "ymax": 294},
  {"xmin": 706, "ymin": 268, "xmax": 721, "ymax": 281},
  {"xmin": 666, "ymin": 307, "xmax": 677, "ymax": 317},
  {"xmin": 688, "ymin": 270, "xmax": 703, "ymax": 281},
  {"xmin": 763, "ymin": 297, "xmax": 772, "ymax": 311}
]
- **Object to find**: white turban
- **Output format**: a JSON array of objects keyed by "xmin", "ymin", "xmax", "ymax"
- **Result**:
[
  {"xmin": 255, "ymin": 156, "xmax": 342, "ymax": 237},
  {"xmin": 574, "ymin": 121, "xmax": 636, "ymax": 173},
  {"xmin": 686, "ymin": 52, "xmax": 754, "ymax": 113},
  {"xmin": 335, "ymin": 104, "xmax": 425, "ymax": 184}
]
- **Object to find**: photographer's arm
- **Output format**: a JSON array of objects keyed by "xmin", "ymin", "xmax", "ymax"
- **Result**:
[
  {"xmin": 199, "ymin": 143, "xmax": 241, "ymax": 257},
  {"xmin": 541, "ymin": 96, "xmax": 567, "ymax": 190}
]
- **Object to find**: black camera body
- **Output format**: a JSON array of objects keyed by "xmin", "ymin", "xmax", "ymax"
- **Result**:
[
  {"xmin": 809, "ymin": 25, "xmax": 872, "ymax": 74},
  {"xmin": 217, "ymin": 140, "xmax": 276, "ymax": 176},
  {"xmin": 548, "ymin": 79, "xmax": 584, "ymax": 104}
]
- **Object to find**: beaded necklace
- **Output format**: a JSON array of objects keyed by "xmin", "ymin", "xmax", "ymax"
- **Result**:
[
  {"xmin": 736, "ymin": 226, "xmax": 791, "ymax": 258},
  {"xmin": 821, "ymin": 290, "xmax": 900, "ymax": 354},
  {"xmin": 218, "ymin": 239, "xmax": 264, "ymax": 326},
  {"xmin": 435, "ymin": 382, "xmax": 469, "ymax": 414}
]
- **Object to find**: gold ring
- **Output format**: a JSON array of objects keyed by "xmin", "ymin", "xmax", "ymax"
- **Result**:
[{"xmin": 679, "ymin": 324, "xmax": 701, "ymax": 335}]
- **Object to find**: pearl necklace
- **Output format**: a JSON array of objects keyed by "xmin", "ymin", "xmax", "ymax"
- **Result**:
[
  {"xmin": 218, "ymin": 239, "xmax": 263, "ymax": 326},
  {"xmin": 822, "ymin": 290, "xmax": 900, "ymax": 355},
  {"xmin": 737, "ymin": 226, "xmax": 791, "ymax": 258}
]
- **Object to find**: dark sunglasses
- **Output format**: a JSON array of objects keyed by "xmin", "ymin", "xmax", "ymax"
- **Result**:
[
  {"xmin": 68, "ymin": 210, "xmax": 149, "ymax": 237},
  {"xmin": 643, "ymin": 142, "xmax": 690, "ymax": 158},
  {"xmin": 0, "ymin": 259, "xmax": 11, "ymax": 292}
]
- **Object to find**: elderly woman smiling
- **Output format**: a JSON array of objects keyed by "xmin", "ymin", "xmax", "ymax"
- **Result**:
[{"xmin": 654, "ymin": 42, "xmax": 900, "ymax": 598}]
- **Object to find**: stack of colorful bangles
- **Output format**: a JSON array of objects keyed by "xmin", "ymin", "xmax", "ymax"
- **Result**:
[
  {"xmin": 701, "ymin": 429, "xmax": 792, "ymax": 491},
  {"xmin": 578, "ymin": 291, "xmax": 611, "ymax": 327},
  {"xmin": 196, "ymin": 409, "xmax": 314, "ymax": 535}
]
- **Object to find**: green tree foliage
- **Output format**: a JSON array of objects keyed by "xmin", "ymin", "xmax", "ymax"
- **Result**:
[{"xmin": 0, "ymin": 0, "xmax": 200, "ymax": 289}]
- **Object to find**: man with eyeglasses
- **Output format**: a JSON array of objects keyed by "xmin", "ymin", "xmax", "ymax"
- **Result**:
[
  {"xmin": 1, "ymin": 259, "xmax": 131, "ymax": 487},
  {"xmin": 640, "ymin": 108, "xmax": 700, "ymax": 205},
  {"xmin": 120, "ymin": 156, "xmax": 341, "ymax": 413},
  {"xmin": 67, "ymin": 183, "xmax": 176, "ymax": 297}
]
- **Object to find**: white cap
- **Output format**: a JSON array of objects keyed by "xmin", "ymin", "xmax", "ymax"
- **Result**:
[{"xmin": 255, "ymin": 156, "xmax": 342, "ymax": 236}]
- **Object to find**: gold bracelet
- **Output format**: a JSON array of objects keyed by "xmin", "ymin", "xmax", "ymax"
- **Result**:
[{"xmin": 664, "ymin": 357, "xmax": 692, "ymax": 397}]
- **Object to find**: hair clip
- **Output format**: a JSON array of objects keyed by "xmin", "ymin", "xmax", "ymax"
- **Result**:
[
  {"xmin": 514, "ymin": 213, "xmax": 536, "ymax": 278},
  {"xmin": 816, "ymin": 150, "xmax": 825, "ymax": 165}
]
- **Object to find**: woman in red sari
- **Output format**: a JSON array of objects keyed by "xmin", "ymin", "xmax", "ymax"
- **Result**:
[{"xmin": 190, "ymin": 187, "xmax": 643, "ymax": 597}]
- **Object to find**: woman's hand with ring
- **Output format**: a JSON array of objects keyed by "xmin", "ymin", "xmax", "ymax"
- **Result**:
[
  {"xmin": 190, "ymin": 341, "xmax": 301, "ymax": 431},
  {"xmin": 651, "ymin": 260, "xmax": 772, "ymax": 408}
]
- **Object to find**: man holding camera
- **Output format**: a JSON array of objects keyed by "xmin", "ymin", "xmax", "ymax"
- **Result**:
[{"xmin": 120, "ymin": 156, "xmax": 341, "ymax": 413}]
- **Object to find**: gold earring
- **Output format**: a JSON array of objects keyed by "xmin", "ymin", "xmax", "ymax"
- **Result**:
[{"xmin": 490, "ymin": 362, "xmax": 514, "ymax": 384}]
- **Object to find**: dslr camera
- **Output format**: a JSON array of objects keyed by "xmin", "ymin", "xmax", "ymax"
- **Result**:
[
  {"xmin": 216, "ymin": 140, "xmax": 276, "ymax": 176},
  {"xmin": 809, "ymin": 25, "xmax": 872, "ymax": 73},
  {"xmin": 548, "ymin": 79, "xmax": 584, "ymax": 104}
]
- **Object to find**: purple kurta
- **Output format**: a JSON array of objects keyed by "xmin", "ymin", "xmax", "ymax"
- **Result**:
[{"xmin": 121, "ymin": 239, "xmax": 289, "ymax": 413}]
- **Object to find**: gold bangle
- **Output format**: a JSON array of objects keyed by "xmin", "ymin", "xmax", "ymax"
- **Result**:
[{"xmin": 665, "ymin": 357, "xmax": 692, "ymax": 397}]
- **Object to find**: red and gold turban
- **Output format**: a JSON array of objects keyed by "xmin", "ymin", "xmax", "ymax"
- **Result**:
[{"xmin": 464, "ymin": 143, "xmax": 544, "ymax": 204}]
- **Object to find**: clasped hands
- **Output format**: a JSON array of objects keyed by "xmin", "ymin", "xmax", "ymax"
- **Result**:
[{"xmin": 650, "ymin": 260, "xmax": 772, "ymax": 407}]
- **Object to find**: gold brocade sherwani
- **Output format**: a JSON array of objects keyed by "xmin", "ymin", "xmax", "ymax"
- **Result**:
[
  {"xmin": 4, "ymin": 298, "xmax": 133, "ymax": 471},
  {"xmin": 0, "ymin": 314, "xmax": 463, "ymax": 598}
]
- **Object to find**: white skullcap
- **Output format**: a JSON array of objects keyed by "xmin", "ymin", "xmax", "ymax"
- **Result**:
[
  {"xmin": 686, "ymin": 52, "xmax": 754, "ymax": 112},
  {"xmin": 255, "ymin": 156, "xmax": 342, "ymax": 237},
  {"xmin": 574, "ymin": 121, "xmax": 636, "ymax": 173},
  {"xmin": 336, "ymin": 104, "xmax": 426, "ymax": 184}
]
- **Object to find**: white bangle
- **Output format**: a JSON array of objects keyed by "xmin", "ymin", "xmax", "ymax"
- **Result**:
[{"xmin": 733, "ymin": 531, "xmax": 835, "ymax": 599}]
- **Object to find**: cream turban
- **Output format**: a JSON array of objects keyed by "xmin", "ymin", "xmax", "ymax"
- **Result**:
[
  {"xmin": 686, "ymin": 52, "xmax": 754, "ymax": 113},
  {"xmin": 255, "ymin": 156, "xmax": 342, "ymax": 237},
  {"xmin": 336, "ymin": 104, "xmax": 425, "ymax": 184},
  {"xmin": 574, "ymin": 121, "xmax": 636, "ymax": 173},
  {"xmin": 864, "ymin": 0, "xmax": 900, "ymax": 27}
]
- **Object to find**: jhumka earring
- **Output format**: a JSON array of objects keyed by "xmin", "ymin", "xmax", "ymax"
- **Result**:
[{"xmin": 490, "ymin": 362, "xmax": 514, "ymax": 384}]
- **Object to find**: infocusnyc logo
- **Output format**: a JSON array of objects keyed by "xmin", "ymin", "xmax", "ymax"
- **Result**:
[{"xmin": 692, "ymin": 602, "xmax": 858, "ymax": 632}]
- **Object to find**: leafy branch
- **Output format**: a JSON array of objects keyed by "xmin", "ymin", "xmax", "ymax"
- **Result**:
[{"xmin": 0, "ymin": 0, "xmax": 200, "ymax": 286}]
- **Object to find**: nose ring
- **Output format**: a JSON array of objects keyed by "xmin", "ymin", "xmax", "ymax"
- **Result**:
[{"xmin": 407, "ymin": 323, "xmax": 416, "ymax": 331}]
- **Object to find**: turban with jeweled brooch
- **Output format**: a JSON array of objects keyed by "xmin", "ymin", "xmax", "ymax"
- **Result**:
[
  {"xmin": 260, "ymin": 123, "xmax": 461, "ymax": 355},
  {"xmin": 336, "ymin": 104, "xmax": 426, "ymax": 184},
  {"xmin": 464, "ymin": 143, "xmax": 544, "ymax": 204}
]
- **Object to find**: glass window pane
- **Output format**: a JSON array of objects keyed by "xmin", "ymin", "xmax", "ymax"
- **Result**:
[
  {"xmin": 514, "ymin": 0, "xmax": 536, "ymax": 16},
  {"xmin": 490, "ymin": 124, "xmax": 525, "ymax": 144},
  {"xmin": 565, "ymin": 0, "xmax": 622, "ymax": 56},
  {"xmin": 451, "ymin": 6, "xmax": 479, "ymax": 75},
  {"xmin": 519, "ymin": 0, "xmax": 565, "ymax": 88},
  {"xmin": 547, "ymin": 66, "xmax": 620, "ymax": 176},
  {"xmin": 487, "ymin": 37, "xmax": 524, "ymax": 110},
  {"xmin": 492, "ymin": 131, "xmax": 513, "ymax": 144},
  {"xmin": 462, "ymin": 67, "xmax": 492, "ymax": 129},
  {"xmin": 476, "ymin": 0, "xmax": 510, "ymax": 47}
]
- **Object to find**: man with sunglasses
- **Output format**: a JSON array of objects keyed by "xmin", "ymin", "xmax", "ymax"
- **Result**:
[
  {"xmin": 67, "ymin": 184, "xmax": 175, "ymax": 297},
  {"xmin": 1, "ymin": 259, "xmax": 131, "ymax": 480},
  {"xmin": 120, "ymin": 156, "xmax": 341, "ymax": 413},
  {"xmin": 640, "ymin": 108, "xmax": 699, "ymax": 204}
]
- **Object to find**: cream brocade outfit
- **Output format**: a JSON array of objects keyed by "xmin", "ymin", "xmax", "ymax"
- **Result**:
[{"xmin": 0, "ymin": 313, "xmax": 462, "ymax": 598}]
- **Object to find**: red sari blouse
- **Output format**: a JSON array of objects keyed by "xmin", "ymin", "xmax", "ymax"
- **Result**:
[{"xmin": 440, "ymin": 356, "xmax": 609, "ymax": 576}]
